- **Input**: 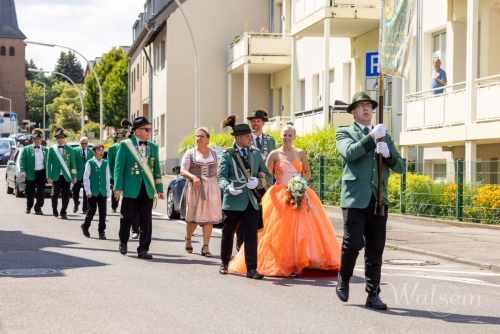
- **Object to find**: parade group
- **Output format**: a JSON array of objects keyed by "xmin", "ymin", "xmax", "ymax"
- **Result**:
[{"xmin": 19, "ymin": 91, "xmax": 404, "ymax": 310}]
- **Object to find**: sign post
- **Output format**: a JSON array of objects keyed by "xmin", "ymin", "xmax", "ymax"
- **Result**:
[
  {"xmin": 0, "ymin": 117, "xmax": 4, "ymax": 134},
  {"xmin": 9, "ymin": 113, "xmax": 16, "ymax": 134}
]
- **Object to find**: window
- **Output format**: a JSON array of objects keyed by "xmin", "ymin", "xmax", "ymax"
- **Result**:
[
  {"xmin": 300, "ymin": 80, "xmax": 305, "ymax": 111},
  {"xmin": 161, "ymin": 40, "xmax": 166, "ymax": 70},
  {"xmin": 136, "ymin": 64, "xmax": 139, "ymax": 81},
  {"xmin": 329, "ymin": 69, "xmax": 334, "ymax": 107},
  {"xmin": 0, "ymin": 46, "xmax": 5, "ymax": 56},
  {"xmin": 161, "ymin": 114, "xmax": 165, "ymax": 147},
  {"xmin": 433, "ymin": 163, "xmax": 447, "ymax": 181},
  {"xmin": 9, "ymin": 47, "xmax": 14, "ymax": 56},
  {"xmin": 432, "ymin": 31, "xmax": 446, "ymax": 70}
]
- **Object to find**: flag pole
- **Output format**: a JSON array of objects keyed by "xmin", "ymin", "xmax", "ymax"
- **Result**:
[{"xmin": 375, "ymin": 72, "xmax": 385, "ymax": 216}]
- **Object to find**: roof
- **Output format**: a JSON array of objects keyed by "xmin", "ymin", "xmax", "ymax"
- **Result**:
[{"xmin": 0, "ymin": 0, "xmax": 26, "ymax": 39}]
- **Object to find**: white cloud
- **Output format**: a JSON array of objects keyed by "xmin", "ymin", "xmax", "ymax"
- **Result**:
[{"xmin": 16, "ymin": 0, "xmax": 143, "ymax": 72}]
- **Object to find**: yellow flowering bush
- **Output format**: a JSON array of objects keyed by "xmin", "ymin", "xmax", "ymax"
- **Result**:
[{"xmin": 463, "ymin": 185, "xmax": 500, "ymax": 223}]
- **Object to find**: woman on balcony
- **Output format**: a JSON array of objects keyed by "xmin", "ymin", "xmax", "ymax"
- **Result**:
[
  {"xmin": 229, "ymin": 124, "xmax": 341, "ymax": 277},
  {"xmin": 180, "ymin": 127, "xmax": 222, "ymax": 257}
]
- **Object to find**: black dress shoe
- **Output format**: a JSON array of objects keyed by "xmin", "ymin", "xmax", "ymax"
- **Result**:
[
  {"xmin": 25, "ymin": 209, "xmax": 31, "ymax": 214},
  {"xmin": 53, "ymin": 209, "xmax": 58, "ymax": 217},
  {"xmin": 98, "ymin": 233, "xmax": 106, "ymax": 240},
  {"xmin": 138, "ymin": 251, "xmax": 153, "ymax": 259},
  {"xmin": 246, "ymin": 269, "xmax": 264, "ymax": 279},
  {"xmin": 365, "ymin": 296, "xmax": 388, "ymax": 310},
  {"xmin": 119, "ymin": 242, "xmax": 127, "ymax": 255},
  {"xmin": 336, "ymin": 276, "xmax": 349, "ymax": 302},
  {"xmin": 80, "ymin": 224, "xmax": 90, "ymax": 238},
  {"xmin": 73, "ymin": 201, "xmax": 80, "ymax": 213},
  {"xmin": 60, "ymin": 213, "xmax": 68, "ymax": 219},
  {"xmin": 112, "ymin": 209, "xmax": 117, "ymax": 213},
  {"xmin": 82, "ymin": 209, "xmax": 88, "ymax": 215},
  {"xmin": 35, "ymin": 211, "xmax": 43, "ymax": 215},
  {"xmin": 219, "ymin": 263, "xmax": 228, "ymax": 275}
]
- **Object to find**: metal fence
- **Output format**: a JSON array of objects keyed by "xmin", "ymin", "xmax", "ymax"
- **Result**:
[{"xmin": 308, "ymin": 158, "xmax": 500, "ymax": 225}]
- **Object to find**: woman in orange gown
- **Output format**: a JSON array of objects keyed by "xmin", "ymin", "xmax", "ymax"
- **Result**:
[{"xmin": 229, "ymin": 124, "xmax": 341, "ymax": 277}]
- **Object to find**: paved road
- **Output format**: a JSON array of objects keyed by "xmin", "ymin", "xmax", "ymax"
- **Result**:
[{"xmin": 1, "ymin": 168, "xmax": 499, "ymax": 333}]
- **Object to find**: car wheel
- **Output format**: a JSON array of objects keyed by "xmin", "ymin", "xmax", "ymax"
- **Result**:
[
  {"xmin": 166, "ymin": 189, "xmax": 180, "ymax": 219},
  {"xmin": 14, "ymin": 178, "xmax": 23, "ymax": 198},
  {"xmin": 6, "ymin": 177, "xmax": 13, "ymax": 194}
]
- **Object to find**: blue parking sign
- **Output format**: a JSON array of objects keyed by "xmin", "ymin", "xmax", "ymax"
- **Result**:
[
  {"xmin": 0, "ymin": 118, "xmax": 4, "ymax": 124},
  {"xmin": 366, "ymin": 52, "xmax": 379, "ymax": 77},
  {"xmin": 10, "ymin": 113, "xmax": 17, "ymax": 121}
]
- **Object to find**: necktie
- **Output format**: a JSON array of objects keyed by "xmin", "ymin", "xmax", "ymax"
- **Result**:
[
  {"xmin": 34, "ymin": 146, "xmax": 40, "ymax": 149},
  {"xmin": 58, "ymin": 146, "xmax": 64, "ymax": 148},
  {"xmin": 256, "ymin": 137, "xmax": 262, "ymax": 149},
  {"xmin": 58, "ymin": 146, "xmax": 63, "ymax": 154},
  {"xmin": 83, "ymin": 149, "xmax": 86, "ymax": 160},
  {"xmin": 139, "ymin": 141, "xmax": 148, "ymax": 146},
  {"xmin": 241, "ymin": 148, "xmax": 248, "ymax": 158},
  {"xmin": 363, "ymin": 127, "xmax": 370, "ymax": 135}
]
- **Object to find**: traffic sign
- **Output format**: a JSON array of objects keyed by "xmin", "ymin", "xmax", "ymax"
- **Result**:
[
  {"xmin": 365, "ymin": 77, "xmax": 388, "ymax": 91},
  {"xmin": 10, "ymin": 113, "xmax": 17, "ymax": 121},
  {"xmin": 0, "ymin": 118, "xmax": 4, "ymax": 124},
  {"xmin": 366, "ymin": 51, "xmax": 379, "ymax": 77}
]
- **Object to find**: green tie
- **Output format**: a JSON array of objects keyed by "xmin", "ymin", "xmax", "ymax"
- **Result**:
[
  {"xmin": 242, "ymin": 148, "xmax": 248, "ymax": 159},
  {"xmin": 256, "ymin": 137, "xmax": 262, "ymax": 149},
  {"xmin": 363, "ymin": 127, "xmax": 370, "ymax": 135}
]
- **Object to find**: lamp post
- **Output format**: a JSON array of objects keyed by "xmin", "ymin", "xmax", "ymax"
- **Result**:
[
  {"xmin": 31, "ymin": 79, "xmax": 46, "ymax": 138},
  {"xmin": 0, "ymin": 96, "xmax": 12, "ymax": 133},
  {"xmin": 25, "ymin": 41, "xmax": 104, "ymax": 143},
  {"xmin": 29, "ymin": 69, "xmax": 85, "ymax": 136}
]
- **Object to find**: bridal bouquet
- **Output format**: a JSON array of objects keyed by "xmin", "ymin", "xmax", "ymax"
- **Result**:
[{"xmin": 286, "ymin": 175, "xmax": 307, "ymax": 209}]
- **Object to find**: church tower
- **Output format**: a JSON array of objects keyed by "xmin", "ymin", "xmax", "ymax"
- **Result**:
[{"xmin": 0, "ymin": 0, "xmax": 26, "ymax": 127}]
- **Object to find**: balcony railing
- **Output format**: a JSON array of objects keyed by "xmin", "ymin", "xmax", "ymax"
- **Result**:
[
  {"xmin": 405, "ymin": 74, "xmax": 500, "ymax": 131},
  {"xmin": 293, "ymin": 0, "xmax": 380, "ymax": 24},
  {"xmin": 263, "ymin": 116, "xmax": 292, "ymax": 133},
  {"xmin": 227, "ymin": 32, "xmax": 292, "ymax": 66}
]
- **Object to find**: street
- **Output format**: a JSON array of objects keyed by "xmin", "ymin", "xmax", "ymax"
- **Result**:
[{"xmin": 0, "ymin": 167, "xmax": 499, "ymax": 333}]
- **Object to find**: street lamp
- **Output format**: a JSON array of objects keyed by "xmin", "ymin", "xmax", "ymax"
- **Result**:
[
  {"xmin": 29, "ymin": 69, "xmax": 85, "ymax": 136},
  {"xmin": 30, "ymin": 79, "xmax": 46, "ymax": 138},
  {"xmin": 25, "ymin": 41, "xmax": 104, "ymax": 143},
  {"xmin": 0, "ymin": 96, "xmax": 13, "ymax": 133}
]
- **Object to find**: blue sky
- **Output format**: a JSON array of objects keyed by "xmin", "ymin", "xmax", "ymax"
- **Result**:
[{"xmin": 16, "ymin": 0, "xmax": 143, "ymax": 72}]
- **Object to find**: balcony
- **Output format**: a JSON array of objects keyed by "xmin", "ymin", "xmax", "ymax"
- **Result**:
[
  {"xmin": 401, "ymin": 74, "xmax": 500, "ymax": 146},
  {"xmin": 227, "ymin": 32, "xmax": 292, "ymax": 74},
  {"xmin": 292, "ymin": 0, "xmax": 380, "ymax": 38}
]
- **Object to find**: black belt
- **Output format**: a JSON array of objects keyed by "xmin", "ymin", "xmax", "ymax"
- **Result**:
[{"xmin": 35, "ymin": 169, "xmax": 45, "ymax": 172}]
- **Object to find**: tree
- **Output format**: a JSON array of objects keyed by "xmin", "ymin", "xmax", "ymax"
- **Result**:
[
  {"xmin": 46, "ymin": 82, "xmax": 82, "ymax": 126},
  {"xmin": 84, "ymin": 47, "xmax": 128, "ymax": 126},
  {"xmin": 25, "ymin": 80, "xmax": 44, "ymax": 127},
  {"xmin": 55, "ymin": 104, "xmax": 81, "ymax": 132},
  {"xmin": 53, "ymin": 51, "xmax": 84, "ymax": 84}
]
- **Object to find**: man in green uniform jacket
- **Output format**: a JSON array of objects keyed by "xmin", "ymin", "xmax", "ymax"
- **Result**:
[
  {"xmin": 46, "ymin": 127, "xmax": 77, "ymax": 219},
  {"xmin": 72, "ymin": 137, "xmax": 93, "ymax": 214},
  {"xmin": 107, "ymin": 130, "xmax": 126, "ymax": 213},
  {"xmin": 335, "ymin": 91, "xmax": 405, "ymax": 310},
  {"xmin": 114, "ymin": 117, "xmax": 164, "ymax": 260},
  {"xmin": 20, "ymin": 128, "xmax": 48, "ymax": 215},
  {"xmin": 217, "ymin": 115, "xmax": 271, "ymax": 279}
]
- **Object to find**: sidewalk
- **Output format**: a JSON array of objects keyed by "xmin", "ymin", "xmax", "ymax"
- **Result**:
[{"xmin": 162, "ymin": 174, "xmax": 500, "ymax": 273}]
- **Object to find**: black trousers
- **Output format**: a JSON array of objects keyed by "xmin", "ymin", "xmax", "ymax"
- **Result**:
[
  {"xmin": 83, "ymin": 194, "xmax": 107, "ymax": 233},
  {"xmin": 119, "ymin": 182, "xmax": 152, "ymax": 253},
  {"xmin": 72, "ymin": 179, "xmax": 88, "ymax": 211},
  {"xmin": 235, "ymin": 188, "xmax": 266, "ymax": 250},
  {"xmin": 340, "ymin": 196, "xmax": 388, "ymax": 296},
  {"xmin": 221, "ymin": 203, "xmax": 259, "ymax": 270},
  {"xmin": 110, "ymin": 179, "xmax": 119, "ymax": 210},
  {"xmin": 25, "ymin": 169, "xmax": 46, "ymax": 211},
  {"xmin": 52, "ymin": 177, "xmax": 71, "ymax": 215}
]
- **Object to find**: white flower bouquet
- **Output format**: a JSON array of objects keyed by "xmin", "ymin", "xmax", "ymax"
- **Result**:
[{"xmin": 286, "ymin": 175, "xmax": 307, "ymax": 209}]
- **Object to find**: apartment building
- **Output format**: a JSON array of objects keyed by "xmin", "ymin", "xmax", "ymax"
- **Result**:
[{"xmin": 128, "ymin": 0, "xmax": 270, "ymax": 172}]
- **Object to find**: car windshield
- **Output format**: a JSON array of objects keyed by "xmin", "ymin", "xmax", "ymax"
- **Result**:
[{"xmin": 0, "ymin": 142, "xmax": 10, "ymax": 149}]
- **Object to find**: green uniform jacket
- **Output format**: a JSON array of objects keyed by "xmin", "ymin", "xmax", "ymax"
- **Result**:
[
  {"xmin": 19, "ymin": 144, "xmax": 49, "ymax": 181},
  {"xmin": 113, "ymin": 138, "xmax": 163, "ymax": 199},
  {"xmin": 217, "ymin": 144, "xmax": 271, "ymax": 211},
  {"xmin": 74, "ymin": 146, "xmax": 94, "ymax": 180},
  {"xmin": 107, "ymin": 143, "xmax": 118, "ymax": 180},
  {"xmin": 336, "ymin": 123, "xmax": 405, "ymax": 209},
  {"xmin": 45, "ymin": 144, "xmax": 77, "ymax": 182}
]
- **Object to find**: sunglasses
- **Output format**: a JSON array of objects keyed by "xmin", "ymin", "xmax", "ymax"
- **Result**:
[{"xmin": 139, "ymin": 128, "xmax": 152, "ymax": 132}]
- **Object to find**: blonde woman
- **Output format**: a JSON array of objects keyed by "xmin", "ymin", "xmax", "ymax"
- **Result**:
[
  {"xmin": 180, "ymin": 127, "xmax": 222, "ymax": 257},
  {"xmin": 229, "ymin": 124, "xmax": 341, "ymax": 276}
]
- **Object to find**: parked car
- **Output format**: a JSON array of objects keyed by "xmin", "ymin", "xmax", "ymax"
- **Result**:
[
  {"xmin": 1, "ymin": 133, "xmax": 12, "ymax": 138},
  {"xmin": 166, "ymin": 148, "xmax": 224, "ymax": 220},
  {"xmin": 15, "ymin": 134, "xmax": 33, "ymax": 146},
  {"xmin": 5, "ymin": 147, "xmax": 52, "ymax": 198},
  {"xmin": 0, "ymin": 139, "xmax": 13, "ymax": 164}
]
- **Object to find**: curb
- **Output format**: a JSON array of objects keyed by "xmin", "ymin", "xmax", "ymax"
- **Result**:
[
  {"xmin": 324, "ymin": 205, "xmax": 500, "ymax": 231},
  {"xmin": 335, "ymin": 233, "xmax": 499, "ymax": 273}
]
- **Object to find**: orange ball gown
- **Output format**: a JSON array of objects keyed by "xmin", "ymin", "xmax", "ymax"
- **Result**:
[{"xmin": 229, "ymin": 159, "xmax": 341, "ymax": 277}]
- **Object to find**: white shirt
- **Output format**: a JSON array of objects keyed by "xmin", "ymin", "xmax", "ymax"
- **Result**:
[
  {"xmin": 356, "ymin": 122, "xmax": 372, "ymax": 133},
  {"xmin": 135, "ymin": 137, "xmax": 147, "ymax": 157},
  {"xmin": 181, "ymin": 148, "xmax": 216, "ymax": 171},
  {"xmin": 235, "ymin": 144, "xmax": 248, "ymax": 157},
  {"xmin": 83, "ymin": 157, "xmax": 111, "ymax": 197},
  {"xmin": 251, "ymin": 133, "xmax": 262, "ymax": 148},
  {"xmin": 34, "ymin": 146, "xmax": 45, "ymax": 170}
]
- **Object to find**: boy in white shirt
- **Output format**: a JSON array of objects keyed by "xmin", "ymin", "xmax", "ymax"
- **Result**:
[{"xmin": 81, "ymin": 144, "xmax": 110, "ymax": 239}]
